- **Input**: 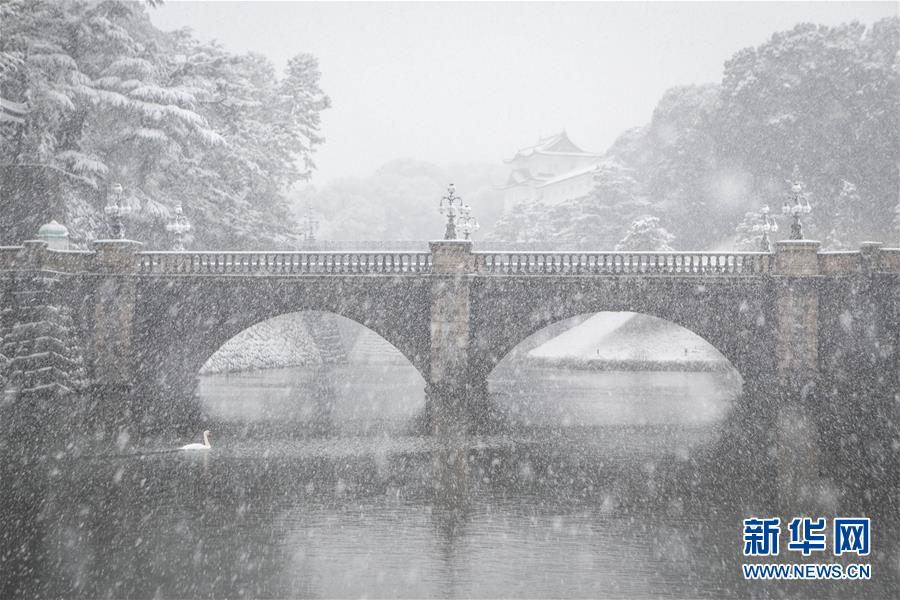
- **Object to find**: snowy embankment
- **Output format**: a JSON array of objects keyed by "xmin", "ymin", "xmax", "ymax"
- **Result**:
[
  {"xmin": 527, "ymin": 312, "xmax": 732, "ymax": 372},
  {"xmin": 200, "ymin": 314, "xmax": 321, "ymax": 374},
  {"xmin": 200, "ymin": 313, "xmax": 408, "ymax": 374}
]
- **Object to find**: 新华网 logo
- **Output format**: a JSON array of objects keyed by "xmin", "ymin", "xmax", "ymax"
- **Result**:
[{"xmin": 741, "ymin": 516, "xmax": 871, "ymax": 580}]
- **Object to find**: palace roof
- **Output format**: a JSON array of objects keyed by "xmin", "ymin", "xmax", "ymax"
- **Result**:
[{"xmin": 505, "ymin": 131, "xmax": 602, "ymax": 164}]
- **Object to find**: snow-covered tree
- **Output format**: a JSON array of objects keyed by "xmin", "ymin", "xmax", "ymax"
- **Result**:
[
  {"xmin": 0, "ymin": 0, "xmax": 331, "ymax": 248},
  {"xmin": 716, "ymin": 19, "xmax": 898, "ymax": 242},
  {"xmin": 615, "ymin": 216, "xmax": 675, "ymax": 251},
  {"xmin": 733, "ymin": 210, "xmax": 767, "ymax": 251},
  {"xmin": 561, "ymin": 160, "xmax": 649, "ymax": 247},
  {"xmin": 826, "ymin": 180, "xmax": 864, "ymax": 249},
  {"xmin": 280, "ymin": 53, "xmax": 331, "ymax": 178},
  {"xmin": 584, "ymin": 18, "xmax": 898, "ymax": 249},
  {"xmin": 490, "ymin": 201, "xmax": 554, "ymax": 243}
]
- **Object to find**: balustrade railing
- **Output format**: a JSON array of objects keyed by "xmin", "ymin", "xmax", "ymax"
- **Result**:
[
  {"xmin": 6, "ymin": 246, "xmax": 894, "ymax": 276},
  {"xmin": 136, "ymin": 251, "xmax": 433, "ymax": 275},
  {"xmin": 473, "ymin": 251, "xmax": 774, "ymax": 275}
]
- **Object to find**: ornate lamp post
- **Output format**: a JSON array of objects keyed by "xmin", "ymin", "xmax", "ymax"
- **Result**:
[
  {"xmin": 459, "ymin": 203, "xmax": 480, "ymax": 240},
  {"xmin": 165, "ymin": 204, "xmax": 191, "ymax": 251},
  {"xmin": 438, "ymin": 183, "xmax": 463, "ymax": 240},
  {"xmin": 782, "ymin": 177, "xmax": 812, "ymax": 240},
  {"xmin": 753, "ymin": 205, "xmax": 778, "ymax": 252},
  {"xmin": 104, "ymin": 182, "xmax": 131, "ymax": 239}
]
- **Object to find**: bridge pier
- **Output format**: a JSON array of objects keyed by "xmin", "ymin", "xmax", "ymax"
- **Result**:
[
  {"xmin": 427, "ymin": 240, "xmax": 485, "ymax": 435},
  {"xmin": 770, "ymin": 240, "xmax": 827, "ymax": 510},
  {"xmin": 85, "ymin": 240, "xmax": 144, "ymax": 433}
]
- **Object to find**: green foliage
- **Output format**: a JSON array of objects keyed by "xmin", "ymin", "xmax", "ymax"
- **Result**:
[{"xmin": 0, "ymin": 0, "xmax": 329, "ymax": 248}]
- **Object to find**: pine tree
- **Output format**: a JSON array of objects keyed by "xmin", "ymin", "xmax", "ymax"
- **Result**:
[
  {"xmin": 489, "ymin": 201, "xmax": 553, "ymax": 243},
  {"xmin": 826, "ymin": 180, "xmax": 863, "ymax": 249},
  {"xmin": 734, "ymin": 210, "xmax": 767, "ymax": 251},
  {"xmin": 0, "ymin": 1, "xmax": 331, "ymax": 248},
  {"xmin": 550, "ymin": 160, "xmax": 649, "ymax": 248},
  {"xmin": 615, "ymin": 216, "xmax": 675, "ymax": 251}
]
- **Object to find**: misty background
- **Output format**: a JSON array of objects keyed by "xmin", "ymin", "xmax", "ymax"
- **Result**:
[{"xmin": 2, "ymin": 1, "xmax": 897, "ymax": 249}]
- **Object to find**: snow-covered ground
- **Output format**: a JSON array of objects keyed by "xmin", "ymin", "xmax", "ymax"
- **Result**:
[
  {"xmin": 201, "ymin": 314, "xmax": 409, "ymax": 374},
  {"xmin": 528, "ymin": 312, "xmax": 730, "ymax": 370},
  {"xmin": 200, "ymin": 314, "xmax": 321, "ymax": 374}
]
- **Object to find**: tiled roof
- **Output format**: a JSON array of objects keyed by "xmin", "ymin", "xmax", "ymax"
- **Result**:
[{"xmin": 506, "ymin": 131, "xmax": 601, "ymax": 163}]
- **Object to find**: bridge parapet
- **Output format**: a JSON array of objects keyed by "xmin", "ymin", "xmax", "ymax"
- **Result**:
[
  {"xmin": 135, "ymin": 251, "xmax": 433, "ymax": 275},
  {"xmin": 5, "ymin": 241, "xmax": 897, "ymax": 278},
  {"xmin": 817, "ymin": 243, "xmax": 900, "ymax": 275},
  {"xmin": 0, "ymin": 242, "xmax": 95, "ymax": 273},
  {"xmin": 473, "ymin": 251, "xmax": 773, "ymax": 275},
  {"xmin": 818, "ymin": 251, "xmax": 863, "ymax": 275},
  {"xmin": 881, "ymin": 247, "xmax": 900, "ymax": 272}
]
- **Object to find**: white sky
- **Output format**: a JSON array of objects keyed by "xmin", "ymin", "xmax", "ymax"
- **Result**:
[{"xmin": 149, "ymin": 1, "xmax": 898, "ymax": 184}]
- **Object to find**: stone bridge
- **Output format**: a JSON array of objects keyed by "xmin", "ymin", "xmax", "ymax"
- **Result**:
[{"xmin": 1, "ymin": 239, "xmax": 897, "ymax": 444}]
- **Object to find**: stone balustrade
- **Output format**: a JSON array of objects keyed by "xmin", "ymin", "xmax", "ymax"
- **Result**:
[
  {"xmin": 1, "ymin": 244, "xmax": 898, "ymax": 277},
  {"xmin": 473, "ymin": 251, "xmax": 774, "ymax": 275},
  {"xmin": 135, "ymin": 251, "xmax": 433, "ymax": 275}
]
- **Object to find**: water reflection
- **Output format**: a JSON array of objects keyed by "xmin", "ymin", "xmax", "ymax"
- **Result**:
[
  {"xmin": 1, "ymin": 365, "xmax": 897, "ymax": 598},
  {"xmin": 196, "ymin": 365, "xmax": 424, "ymax": 438}
]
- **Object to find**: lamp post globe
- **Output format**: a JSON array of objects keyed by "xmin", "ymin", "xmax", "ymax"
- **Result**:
[
  {"xmin": 782, "ymin": 175, "xmax": 812, "ymax": 240},
  {"xmin": 439, "ymin": 183, "xmax": 463, "ymax": 240}
]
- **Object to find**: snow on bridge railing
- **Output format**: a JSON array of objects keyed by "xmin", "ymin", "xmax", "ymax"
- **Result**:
[
  {"xmin": 135, "ymin": 251, "xmax": 433, "ymax": 275},
  {"xmin": 473, "ymin": 251, "xmax": 774, "ymax": 275}
]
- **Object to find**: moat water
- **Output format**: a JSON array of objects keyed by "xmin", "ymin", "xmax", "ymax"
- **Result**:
[{"xmin": 1, "ymin": 364, "xmax": 897, "ymax": 598}]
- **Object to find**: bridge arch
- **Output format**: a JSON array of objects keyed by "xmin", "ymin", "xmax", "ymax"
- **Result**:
[
  {"xmin": 487, "ymin": 311, "xmax": 740, "ymax": 378},
  {"xmin": 195, "ymin": 310, "xmax": 427, "ymax": 377},
  {"xmin": 468, "ymin": 276, "xmax": 776, "ymax": 391},
  {"xmin": 129, "ymin": 276, "xmax": 432, "ymax": 426},
  {"xmin": 483, "ymin": 311, "xmax": 746, "ymax": 433}
]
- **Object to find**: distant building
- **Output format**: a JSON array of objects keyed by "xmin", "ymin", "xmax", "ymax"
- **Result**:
[{"xmin": 501, "ymin": 131, "xmax": 602, "ymax": 212}]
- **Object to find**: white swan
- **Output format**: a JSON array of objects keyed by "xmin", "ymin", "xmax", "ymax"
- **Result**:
[{"xmin": 179, "ymin": 430, "xmax": 211, "ymax": 451}]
